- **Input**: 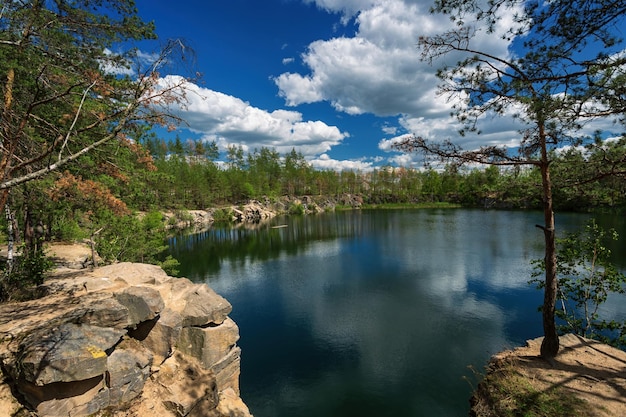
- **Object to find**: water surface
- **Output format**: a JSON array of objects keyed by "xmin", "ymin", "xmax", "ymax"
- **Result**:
[{"xmin": 169, "ymin": 209, "xmax": 625, "ymax": 417}]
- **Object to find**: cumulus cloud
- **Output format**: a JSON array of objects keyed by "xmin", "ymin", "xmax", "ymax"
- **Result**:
[
  {"xmin": 275, "ymin": 1, "xmax": 449, "ymax": 117},
  {"xmin": 275, "ymin": 0, "xmax": 530, "ymax": 163},
  {"xmin": 310, "ymin": 153, "xmax": 375, "ymax": 171},
  {"xmin": 158, "ymin": 75, "xmax": 348, "ymax": 156},
  {"xmin": 155, "ymin": 0, "xmax": 618, "ymax": 170},
  {"xmin": 381, "ymin": 124, "xmax": 398, "ymax": 135},
  {"xmin": 275, "ymin": 0, "xmax": 479, "ymax": 117}
]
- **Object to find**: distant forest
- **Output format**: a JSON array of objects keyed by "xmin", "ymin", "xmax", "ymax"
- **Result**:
[{"xmin": 135, "ymin": 135, "xmax": 626, "ymax": 212}]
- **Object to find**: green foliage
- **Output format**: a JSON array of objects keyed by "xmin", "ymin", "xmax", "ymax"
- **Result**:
[
  {"xmin": 0, "ymin": 0, "xmax": 163, "ymax": 192},
  {"xmin": 531, "ymin": 220, "xmax": 626, "ymax": 348},
  {"xmin": 158, "ymin": 255, "xmax": 180, "ymax": 277},
  {"xmin": 212, "ymin": 208, "xmax": 234, "ymax": 223},
  {"xmin": 136, "ymin": 138, "xmax": 625, "ymax": 211},
  {"xmin": 93, "ymin": 210, "xmax": 171, "ymax": 266},
  {"xmin": 242, "ymin": 182, "xmax": 255, "ymax": 200},
  {"xmin": 1, "ymin": 244, "xmax": 54, "ymax": 301},
  {"xmin": 288, "ymin": 203, "xmax": 305, "ymax": 215},
  {"xmin": 52, "ymin": 217, "xmax": 87, "ymax": 242}
]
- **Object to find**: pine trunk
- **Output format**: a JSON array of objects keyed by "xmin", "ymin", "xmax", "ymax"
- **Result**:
[{"xmin": 539, "ymin": 124, "xmax": 559, "ymax": 359}]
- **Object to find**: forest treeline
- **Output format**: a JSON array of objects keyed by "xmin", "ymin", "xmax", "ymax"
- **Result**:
[
  {"xmin": 20, "ymin": 134, "xmax": 626, "ymax": 231},
  {"xmin": 134, "ymin": 135, "xmax": 626, "ymax": 212}
]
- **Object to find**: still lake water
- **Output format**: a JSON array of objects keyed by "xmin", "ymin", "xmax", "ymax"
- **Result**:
[{"xmin": 168, "ymin": 209, "xmax": 625, "ymax": 417}]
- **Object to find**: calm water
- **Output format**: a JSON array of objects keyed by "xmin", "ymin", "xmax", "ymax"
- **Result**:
[{"xmin": 168, "ymin": 209, "xmax": 625, "ymax": 417}]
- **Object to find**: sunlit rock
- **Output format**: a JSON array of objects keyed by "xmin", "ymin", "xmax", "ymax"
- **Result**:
[{"xmin": 0, "ymin": 262, "xmax": 252, "ymax": 417}]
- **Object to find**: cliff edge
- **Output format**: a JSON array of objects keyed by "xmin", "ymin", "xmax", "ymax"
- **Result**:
[{"xmin": 0, "ymin": 260, "xmax": 252, "ymax": 417}]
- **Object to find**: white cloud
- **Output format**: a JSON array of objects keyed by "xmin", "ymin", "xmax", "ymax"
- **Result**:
[
  {"xmin": 154, "ymin": 0, "xmax": 621, "ymax": 170},
  {"xmin": 381, "ymin": 124, "xmax": 398, "ymax": 135},
  {"xmin": 276, "ymin": 0, "xmax": 531, "ymax": 162},
  {"xmin": 310, "ymin": 153, "xmax": 375, "ymax": 171},
  {"xmin": 158, "ymin": 75, "xmax": 348, "ymax": 157},
  {"xmin": 303, "ymin": 0, "xmax": 377, "ymax": 23},
  {"xmin": 275, "ymin": 0, "xmax": 468, "ymax": 118}
]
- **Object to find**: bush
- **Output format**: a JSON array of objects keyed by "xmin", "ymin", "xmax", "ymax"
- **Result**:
[
  {"xmin": 288, "ymin": 203, "xmax": 305, "ymax": 215},
  {"xmin": 0, "ymin": 244, "xmax": 53, "ymax": 301},
  {"xmin": 51, "ymin": 217, "xmax": 86, "ymax": 242},
  {"xmin": 92, "ymin": 210, "xmax": 178, "ymax": 275},
  {"xmin": 158, "ymin": 255, "xmax": 180, "ymax": 276},
  {"xmin": 212, "ymin": 208, "xmax": 234, "ymax": 223},
  {"xmin": 531, "ymin": 219, "xmax": 626, "ymax": 348}
]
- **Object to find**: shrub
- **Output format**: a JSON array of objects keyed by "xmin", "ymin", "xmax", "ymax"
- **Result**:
[
  {"xmin": 531, "ymin": 219, "xmax": 626, "ymax": 348},
  {"xmin": 0, "ymin": 244, "xmax": 54, "ymax": 301},
  {"xmin": 288, "ymin": 203, "xmax": 305, "ymax": 215}
]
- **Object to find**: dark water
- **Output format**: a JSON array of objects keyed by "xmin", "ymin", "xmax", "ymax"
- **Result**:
[{"xmin": 168, "ymin": 209, "xmax": 625, "ymax": 417}]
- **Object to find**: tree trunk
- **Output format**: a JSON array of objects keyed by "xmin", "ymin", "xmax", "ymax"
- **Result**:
[
  {"xmin": 3, "ymin": 204, "xmax": 15, "ymax": 277},
  {"xmin": 0, "ymin": 68, "xmax": 15, "ymax": 205},
  {"xmin": 539, "ymin": 126, "xmax": 559, "ymax": 359}
]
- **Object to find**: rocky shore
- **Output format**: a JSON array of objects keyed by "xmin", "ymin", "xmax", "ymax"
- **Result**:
[
  {"xmin": 0, "ymin": 261, "xmax": 252, "ymax": 417},
  {"xmin": 162, "ymin": 194, "xmax": 364, "ymax": 230}
]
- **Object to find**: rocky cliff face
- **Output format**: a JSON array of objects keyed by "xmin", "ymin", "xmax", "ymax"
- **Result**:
[{"xmin": 0, "ymin": 263, "xmax": 252, "ymax": 417}]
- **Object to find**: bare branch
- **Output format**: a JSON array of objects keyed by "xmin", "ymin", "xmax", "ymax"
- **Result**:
[
  {"xmin": 58, "ymin": 80, "xmax": 98, "ymax": 161},
  {"xmin": 0, "ymin": 103, "xmax": 138, "ymax": 190}
]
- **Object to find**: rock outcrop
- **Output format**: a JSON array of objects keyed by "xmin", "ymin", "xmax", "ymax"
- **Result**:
[
  {"xmin": 231, "ymin": 201, "xmax": 276, "ymax": 223},
  {"xmin": 159, "ymin": 194, "xmax": 362, "ymax": 231},
  {"xmin": 0, "ymin": 263, "xmax": 252, "ymax": 417}
]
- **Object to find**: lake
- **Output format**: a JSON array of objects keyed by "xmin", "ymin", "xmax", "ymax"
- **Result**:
[{"xmin": 168, "ymin": 208, "xmax": 625, "ymax": 417}]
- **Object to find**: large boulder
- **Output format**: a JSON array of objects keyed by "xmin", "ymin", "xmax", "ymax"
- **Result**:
[
  {"xmin": 0, "ymin": 263, "xmax": 252, "ymax": 417},
  {"xmin": 232, "ymin": 200, "xmax": 275, "ymax": 223},
  {"xmin": 106, "ymin": 338, "xmax": 153, "ymax": 405},
  {"xmin": 177, "ymin": 318, "xmax": 241, "ymax": 393},
  {"xmin": 114, "ymin": 285, "xmax": 165, "ymax": 326}
]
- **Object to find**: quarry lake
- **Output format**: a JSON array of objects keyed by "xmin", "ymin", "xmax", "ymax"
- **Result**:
[{"xmin": 168, "ymin": 209, "xmax": 625, "ymax": 417}]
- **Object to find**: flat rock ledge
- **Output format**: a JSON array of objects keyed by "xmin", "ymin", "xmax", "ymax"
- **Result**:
[{"xmin": 0, "ymin": 263, "xmax": 253, "ymax": 417}]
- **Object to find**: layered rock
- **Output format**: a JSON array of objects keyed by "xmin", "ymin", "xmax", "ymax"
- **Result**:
[
  {"xmin": 0, "ymin": 263, "xmax": 252, "ymax": 417},
  {"xmin": 231, "ymin": 201, "xmax": 276, "ymax": 223}
]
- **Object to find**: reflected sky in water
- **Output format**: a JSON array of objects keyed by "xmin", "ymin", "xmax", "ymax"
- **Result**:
[{"xmin": 169, "ymin": 209, "xmax": 625, "ymax": 417}]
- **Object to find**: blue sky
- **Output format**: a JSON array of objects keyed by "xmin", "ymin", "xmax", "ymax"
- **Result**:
[{"xmin": 132, "ymin": 0, "xmax": 622, "ymax": 170}]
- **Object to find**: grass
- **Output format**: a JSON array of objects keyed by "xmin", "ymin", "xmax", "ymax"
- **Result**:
[{"xmin": 471, "ymin": 358, "xmax": 596, "ymax": 417}]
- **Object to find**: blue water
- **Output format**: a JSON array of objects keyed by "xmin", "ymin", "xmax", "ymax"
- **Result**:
[{"xmin": 169, "ymin": 209, "xmax": 625, "ymax": 417}]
